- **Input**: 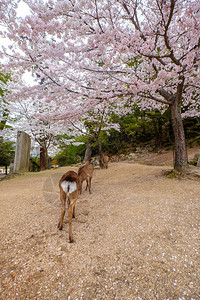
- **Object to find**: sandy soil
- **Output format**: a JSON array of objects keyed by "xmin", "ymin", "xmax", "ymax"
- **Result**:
[{"xmin": 0, "ymin": 149, "xmax": 200, "ymax": 299}]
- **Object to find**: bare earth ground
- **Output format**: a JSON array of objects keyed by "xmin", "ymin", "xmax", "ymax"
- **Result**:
[{"xmin": 0, "ymin": 149, "xmax": 200, "ymax": 300}]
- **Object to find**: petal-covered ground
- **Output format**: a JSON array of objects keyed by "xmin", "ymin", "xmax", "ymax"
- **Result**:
[{"xmin": 0, "ymin": 152, "xmax": 200, "ymax": 299}]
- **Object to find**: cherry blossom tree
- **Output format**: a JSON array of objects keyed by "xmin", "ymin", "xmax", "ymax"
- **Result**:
[
  {"xmin": 74, "ymin": 102, "xmax": 120, "ymax": 163},
  {"xmin": 3, "ymin": 97, "xmax": 80, "ymax": 169},
  {"xmin": 1, "ymin": 0, "xmax": 200, "ymax": 170}
]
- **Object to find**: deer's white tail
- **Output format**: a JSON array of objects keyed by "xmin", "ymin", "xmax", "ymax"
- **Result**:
[{"xmin": 61, "ymin": 181, "xmax": 77, "ymax": 196}]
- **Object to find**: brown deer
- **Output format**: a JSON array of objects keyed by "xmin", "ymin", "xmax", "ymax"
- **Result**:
[
  {"xmin": 118, "ymin": 153, "xmax": 125, "ymax": 161},
  {"xmin": 101, "ymin": 155, "xmax": 109, "ymax": 169},
  {"xmin": 78, "ymin": 161, "xmax": 94, "ymax": 194},
  {"xmin": 58, "ymin": 170, "xmax": 80, "ymax": 243},
  {"xmin": 110, "ymin": 155, "xmax": 120, "ymax": 162}
]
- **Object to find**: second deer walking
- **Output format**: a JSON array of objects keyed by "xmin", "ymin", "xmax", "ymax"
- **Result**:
[{"xmin": 78, "ymin": 161, "xmax": 94, "ymax": 194}]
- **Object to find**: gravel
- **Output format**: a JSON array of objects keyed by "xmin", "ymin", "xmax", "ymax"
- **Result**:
[{"xmin": 0, "ymin": 158, "xmax": 200, "ymax": 299}]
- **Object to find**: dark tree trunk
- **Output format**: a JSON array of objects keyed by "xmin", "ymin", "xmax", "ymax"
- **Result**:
[
  {"xmin": 84, "ymin": 139, "xmax": 93, "ymax": 162},
  {"xmin": 170, "ymin": 98, "xmax": 188, "ymax": 171},
  {"xmin": 97, "ymin": 137, "xmax": 104, "ymax": 168},
  {"xmin": 158, "ymin": 79, "xmax": 188, "ymax": 171},
  {"xmin": 40, "ymin": 147, "xmax": 45, "ymax": 170},
  {"xmin": 40, "ymin": 147, "xmax": 49, "ymax": 170}
]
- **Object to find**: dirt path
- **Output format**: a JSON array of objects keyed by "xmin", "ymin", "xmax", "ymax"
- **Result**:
[{"xmin": 0, "ymin": 158, "xmax": 200, "ymax": 299}]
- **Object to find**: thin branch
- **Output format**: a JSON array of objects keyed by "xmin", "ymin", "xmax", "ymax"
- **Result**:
[
  {"xmin": 179, "ymin": 37, "xmax": 200, "ymax": 62},
  {"xmin": 121, "ymin": 1, "xmax": 146, "ymax": 41},
  {"xmin": 94, "ymin": 0, "xmax": 104, "ymax": 33},
  {"xmin": 163, "ymin": 0, "xmax": 181, "ymax": 66},
  {"xmin": 108, "ymin": 4, "xmax": 115, "ymax": 29},
  {"xmin": 70, "ymin": 121, "xmax": 91, "ymax": 137},
  {"xmin": 187, "ymin": 84, "xmax": 200, "ymax": 90},
  {"xmin": 28, "ymin": 53, "xmax": 80, "ymax": 95}
]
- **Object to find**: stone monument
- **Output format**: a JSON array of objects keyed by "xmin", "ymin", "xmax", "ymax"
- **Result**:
[{"xmin": 13, "ymin": 131, "xmax": 31, "ymax": 173}]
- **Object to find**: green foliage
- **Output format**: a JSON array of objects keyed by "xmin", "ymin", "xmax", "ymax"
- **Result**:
[
  {"xmin": 54, "ymin": 136, "xmax": 86, "ymax": 166},
  {"xmin": 125, "ymin": 56, "xmax": 143, "ymax": 71},
  {"xmin": 47, "ymin": 105, "xmax": 200, "ymax": 164},
  {"xmin": 0, "ymin": 72, "xmax": 11, "ymax": 96},
  {"xmin": 99, "ymin": 107, "xmax": 200, "ymax": 156},
  {"xmin": 163, "ymin": 169, "xmax": 187, "ymax": 179},
  {"xmin": 183, "ymin": 117, "xmax": 200, "ymax": 146},
  {"xmin": 0, "ymin": 137, "xmax": 15, "ymax": 167},
  {"xmin": 92, "ymin": 106, "xmax": 172, "ymax": 155},
  {"xmin": 95, "ymin": 60, "xmax": 104, "ymax": 67},
  {"xmin": 53, "ymin": 110, "xmax": 200, "ymax": 162},
  {"xmin": 0, "ymin": 72, "xmax": 11, "ymax": 131},
  {"xmin": 30, "ymin": 156, "xmax": 40, "ymax": 172}
]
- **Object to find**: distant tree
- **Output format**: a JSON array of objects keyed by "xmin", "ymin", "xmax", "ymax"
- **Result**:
[
  {"xmin": 4, "ymin": 99, "xmax": 64, "ymax": 170},
  {"xmin": 72, "ymin": 103, "xmax": 120, "ymax": 166}
]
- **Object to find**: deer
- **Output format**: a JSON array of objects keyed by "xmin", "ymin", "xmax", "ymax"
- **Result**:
[
  {"xmin": 110, "ymin": 155, "xmax": 119, "ymax": 162},
  {"xmin": 101, "ymin": 155, "xmax": 109, "ymax": 169},
  {"xmin": 118, "ymin": 153, "xmax": 126, "ymax": 161},
  {"xmin": 58, "ymin": 170, "xmax": 80, "ymax": 243},
  {"xmin": 78, "ymin": 160, "xmax": 94, "ymax": 194}
]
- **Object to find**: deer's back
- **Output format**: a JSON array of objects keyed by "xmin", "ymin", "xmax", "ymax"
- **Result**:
[
  {"xmin": 102, "ymin": 155, "xmax": 109, "ymax": 163},
  {"xmin": 78, "ymin": 163, "xmax": 93, "ymax": 180},
  {"xmin": 59, "ymin": 170, "xmax": 78, "ymax": 184}
]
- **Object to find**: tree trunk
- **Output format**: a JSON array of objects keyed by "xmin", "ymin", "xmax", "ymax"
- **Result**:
[
  {"xmin": 170, "ymin": 98, "xmax": 188, "ymax": 171},
  {"xmin": 97, "ymin": 137, "xmax": 104, "ymax": 168},
  {"xmin": 40, "ymin": 147, "xmax": 49, "ymax": 170},
  {"xmin": 84, "ymin": 139, "xmax": 93, "ymax": 162}
]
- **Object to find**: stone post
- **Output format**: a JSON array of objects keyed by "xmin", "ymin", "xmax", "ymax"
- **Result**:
[{"xmin": 13, "ymin": 131, "xmax": 31, "ymax": 173}]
